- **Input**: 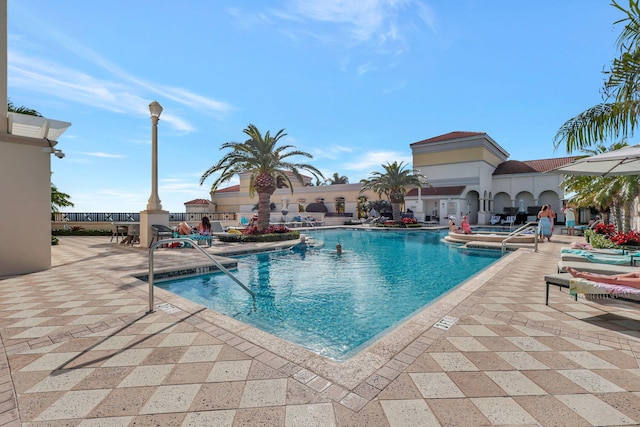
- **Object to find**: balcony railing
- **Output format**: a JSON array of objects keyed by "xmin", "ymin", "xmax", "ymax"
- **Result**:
[{"xmin": 51, "ymin": 212, "xmax": 237, "ymax": 223}]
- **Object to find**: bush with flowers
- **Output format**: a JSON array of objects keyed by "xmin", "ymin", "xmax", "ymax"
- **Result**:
[
  {"xmin": 217, "ymin": 224, "xmax": 299, "ymax": 243},
  {"xmin": 593, "ymin": 222, "xmax": 616, "ymax": 236},
  {"xmin": 586, "ymin": 225, "xmax": 640, "ymax": 249}
]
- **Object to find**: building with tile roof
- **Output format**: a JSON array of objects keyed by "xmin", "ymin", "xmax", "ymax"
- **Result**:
[{"xmin": 206, "ymin": 131, "xmax": 576, "ymax": 225}]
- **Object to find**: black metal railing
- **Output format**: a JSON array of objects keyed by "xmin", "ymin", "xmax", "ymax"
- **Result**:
[{"xmin": 52, "ymin": 212, "xmax": 237, "ymax": 223}]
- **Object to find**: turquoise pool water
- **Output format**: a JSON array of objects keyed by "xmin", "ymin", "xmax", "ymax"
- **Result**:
[{"xmin": 157, "ymin": 229, "xmax": 501, "ymax": 361}]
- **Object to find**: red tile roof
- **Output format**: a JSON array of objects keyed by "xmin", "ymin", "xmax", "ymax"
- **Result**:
[
  {"xmin": 410, "ymin": 131, "xmax": 486, "ymax": 146},
  {"xmin": 215, "ymin": 185, "xmax": 240, "ymax": 193},
  {"xmin": 184, "ymin": 198, "xmax": 212, "ymax": 205},
  {"xmin": 406, "ymin": 186, "xmax": 466, "ymax": 197},
  {"xmin": 493, "ymin": 157, "xmax": 577, "ymax": 175}
]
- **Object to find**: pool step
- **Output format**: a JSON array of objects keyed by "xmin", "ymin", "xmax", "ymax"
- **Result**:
[{"xmin": 462, "ymin": 241, "xmax": 533, "ymax": 251}]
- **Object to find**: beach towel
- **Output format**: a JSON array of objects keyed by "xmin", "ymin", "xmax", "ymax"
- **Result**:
[
  {"xmin": 560, "ymin": 249, "xmax": 633, "ymax": 265},
  {"xmin": 569, "ymin": 278, "xmax": 640, "ymax": 301},
  {"xmin": 538, "ymin": 217, "xmax": 552, "ymax": 238}
]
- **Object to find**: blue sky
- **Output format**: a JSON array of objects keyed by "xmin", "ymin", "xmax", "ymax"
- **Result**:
[{"xmin": 9, "ymin": 1, "xmax": 623, "ymax": 213}]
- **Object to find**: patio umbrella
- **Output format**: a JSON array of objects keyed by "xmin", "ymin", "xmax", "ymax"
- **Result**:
[{"xmin": 549, "ymin": 144, "xmax": 640, "ymax": 176}]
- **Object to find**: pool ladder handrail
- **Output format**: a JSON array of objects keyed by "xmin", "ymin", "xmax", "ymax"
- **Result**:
[
  {"xmin": 147, "ymin": 237, "xmax": 255, "ymax": 314},
  {"xmin": 501, "ymin": 221, "xmax": 539, "ymax": 256}
]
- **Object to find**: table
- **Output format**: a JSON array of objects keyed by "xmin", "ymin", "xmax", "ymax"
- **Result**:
[{"xmin": 112, "ymin": 222, "xmax": 140, "ymax": 245}]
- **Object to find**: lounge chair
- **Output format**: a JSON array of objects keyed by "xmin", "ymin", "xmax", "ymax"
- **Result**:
[
  {"xmin": 210, "ymin": 221, "xmax": 231, "ymax": 237},
  {"xmin": 559, "ymin": 250, "xmax": 635, "ymax": 266},
  {"xmin": 544, "ymin": 272, "xmax": 640, "ymax": 305},
  {"xmin": 570, "ymin": 278, "xmax": 640, "ymax": 303},
  {"xmin": 501, "ymin": 215, "xmax": 516, "ymax": 226},
  {"xmin": 151, "ymin": 224, "xmax": 174, "ymax": 245},
  {"xmin": 547, "ymin": 261, "xmax": 640, "ymax": 304},
  {"xmin": 489, "ymin": 215, "xmax": 501, "ymax": 225},
  {"xmin": 239, "ymin": 216, "xmax": 249, "ymax": 227},
  {"xmin": 557, "ymin": 260, "xmax": 638, "ymax": 274}
]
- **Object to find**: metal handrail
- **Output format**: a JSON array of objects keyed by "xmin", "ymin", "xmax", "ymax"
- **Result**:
[
  {"xmin": 501, "ymin": 221, "xmax": 539, "ymax": 256},
  {"xmin": 147, "ymin": 237, "xmax": 255, "ymax": 313}
]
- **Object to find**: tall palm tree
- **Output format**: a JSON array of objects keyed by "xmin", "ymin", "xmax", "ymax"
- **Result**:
[
  {"xmin": 200, "ymin": 124, "xmax": 323, "ymax": 231},
  {"xmin": 360, "ymin": 161, "xmax": 427, "ymax": 222},
  {"xmin": 325, "ymin": 172, "xmax": 349, "ymax": 185},
  {"xmin": 554, "ymin": 0, "xmax": 640, "ymax": 152}
]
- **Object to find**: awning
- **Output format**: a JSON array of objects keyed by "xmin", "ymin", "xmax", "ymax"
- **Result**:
[{"xmin": 8, "ymin": 112, "xmax": 71, "ymax": 141}]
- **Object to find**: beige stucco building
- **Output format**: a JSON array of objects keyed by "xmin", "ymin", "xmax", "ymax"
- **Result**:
[
  {"xmin": 208, "ymin": 131, "xmax": 576, "ymax": 226},
  {"xmin": 0, "ymin": 0, "xmax": 71, "ymax": 277}
]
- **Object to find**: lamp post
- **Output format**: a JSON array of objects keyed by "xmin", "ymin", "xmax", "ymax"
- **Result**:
[{"xmin": 147, "ymin": 101, "xmax": 163, "ymax": 211}]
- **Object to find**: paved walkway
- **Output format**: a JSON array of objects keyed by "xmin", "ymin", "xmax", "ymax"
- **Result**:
[{"xmin": 0, "ymin": 233, "xmax": 639, "ymax": 426}]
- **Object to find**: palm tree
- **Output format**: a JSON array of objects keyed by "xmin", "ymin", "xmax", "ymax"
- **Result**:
[
  {"xmin": 51, "ymin": 184, "xmax": 74, "ymax": 213},
  {"xmin": 562, "ymin": 142, "xmax": 640, "ymax": 231},
  {"xmin": 325, "ymin": 172, "xmax": 349, "ymax": 185},
  {"xmin": 360, "ymin": 161, "xmax": 427, "ymax": 222},
  {"xmin": 200, "ymin": 124, "xmax": 323, "ymax": 231},
  {"xmin": 554, "ymin": 1, "xmax": 640, "ymax": 152},
  {"xmin": 8, "ymin": 99, "xmax": 42, "ymax": 116}
]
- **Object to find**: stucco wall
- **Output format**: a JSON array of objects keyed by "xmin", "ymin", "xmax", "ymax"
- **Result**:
[{"xmin": 0, "ymin": 137, "xmax": 51, "ymax": 276}]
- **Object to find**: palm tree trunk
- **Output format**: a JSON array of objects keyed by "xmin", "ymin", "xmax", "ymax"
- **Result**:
[
  {"xmin": 623, "ymin": 200, "xmax": 632, "ymax": 233},
  {"xmin": 257, "ymin": 192, "xmax": 272, "ymax": 231},
  {"xmin": 391, "ymin": 203, "xmax": 401, "ymax": 222}
]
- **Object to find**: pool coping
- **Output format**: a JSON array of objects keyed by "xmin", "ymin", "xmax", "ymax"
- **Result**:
[{"xmin": 125, "ymin": 241, "xmax": 527, "ymax": 395}]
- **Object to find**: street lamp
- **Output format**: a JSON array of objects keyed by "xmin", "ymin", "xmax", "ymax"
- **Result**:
[{"xmin": 146, "ymin": 101, "xmax": 163, "ymax": 211}]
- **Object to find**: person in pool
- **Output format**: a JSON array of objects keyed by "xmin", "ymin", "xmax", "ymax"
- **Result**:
[{"xmin": 336, "ymin": 243, "xmax": 342, "ymax": 255}]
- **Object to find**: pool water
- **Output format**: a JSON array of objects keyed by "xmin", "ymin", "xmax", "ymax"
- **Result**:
[{"xmin": 157, "ymin": 229, "xmax": 501, "ymax": 361}]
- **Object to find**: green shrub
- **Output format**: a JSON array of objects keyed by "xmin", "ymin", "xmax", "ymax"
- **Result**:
[
  {"xmin": 217, "ymin": 231, "xmax": 300, "ymax": 243},
  {"xmin": 584, "ymin": 230, "xmax": 619, "ymax": 249},
  {"xmin": 51, "ymin": 236, "xmax": 59, "ymax": 245}
]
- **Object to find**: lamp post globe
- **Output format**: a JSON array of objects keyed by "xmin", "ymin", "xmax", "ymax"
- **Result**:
[{"xmin": 146, "ymin": 101, "xmax": 163, "ymax": 211}]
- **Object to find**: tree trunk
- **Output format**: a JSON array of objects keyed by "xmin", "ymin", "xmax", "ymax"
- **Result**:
[
  {"xmin": 390, "ymin": 192, "xmax": 403, "ymax": 222},
  {"xmin": 257, "ymin": 191, "xmax": 272, "ymax": 231},
  {"xmin": 623, "ymin": 200, "xmax": 632, "ymax": 233}
]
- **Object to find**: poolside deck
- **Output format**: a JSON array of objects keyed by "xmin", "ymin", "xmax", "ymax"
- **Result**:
[{"xmin": 1, "ymin": 233, "xmax": 639, "ymax": 425}]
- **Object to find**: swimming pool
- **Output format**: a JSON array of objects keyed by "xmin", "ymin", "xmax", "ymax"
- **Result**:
[{"xmin": 157, "ymin": 229, "xmax": 501, "ymax": 361}]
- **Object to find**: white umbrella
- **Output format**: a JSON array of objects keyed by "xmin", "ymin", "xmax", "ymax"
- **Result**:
[{"xmin": 549, "ymin": 144, "xmax": 640, "ymax": 176}]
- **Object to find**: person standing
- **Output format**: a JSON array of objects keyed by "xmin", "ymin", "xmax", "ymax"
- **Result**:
[
  {"xmin": 562, "ymin": 203, "xmax": 576, "ymax": 236},
  {"xmin": 537, "ymin": 205, "xmax": 553, "ymax": 242}
]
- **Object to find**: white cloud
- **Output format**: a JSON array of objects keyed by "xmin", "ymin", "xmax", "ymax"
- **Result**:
[
  {"xmin": 82, "ymin": 152, "xmax": 126, "ymax": 158},
  {"xmin": 9, "ymin": 43, "xmax": 232, "ymax": 134},
  {"xmin": 342, "ymin": 150, "xmax": 412, "ymax": 174}
]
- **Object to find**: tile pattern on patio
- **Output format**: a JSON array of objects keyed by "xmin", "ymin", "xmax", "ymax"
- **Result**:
[{"xmin": 0, "ymin": 234, "xmax": 638, "ymax": 426}]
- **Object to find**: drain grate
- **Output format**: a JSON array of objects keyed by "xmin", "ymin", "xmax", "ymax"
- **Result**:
[
  {"xmin": 157, "ymin": 303, "xmax": 180, "ymax": 314},
  {"xmin": 433, "ymin": 316, "xmax": 458, "ymax": 330}
]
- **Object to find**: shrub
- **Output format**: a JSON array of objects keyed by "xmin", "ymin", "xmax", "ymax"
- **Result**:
[
  {"xmin": 585, "ymin": 229, "xmax": 627, "ymax": 249},
  {"xmin": 609, "ymin": 230, "xmax": 640, "ymax": 246},
  {"xmin": 217, "ymin": 230, "xmax": 300, "ymax": 243},
  {"xmin": 593, "ymin": 223, "xmax": 615, "ymax": 236},
  {"xmin": 51, "ymin": 236, "xmax": 59, "ymax": 245},
  {"xmin": 241, "ymin": 225, "xmax": 290, "ymax": 235}
]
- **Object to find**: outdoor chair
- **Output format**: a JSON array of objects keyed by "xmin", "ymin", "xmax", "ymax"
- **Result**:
[
  {"xmin": 151, "ymin": 224, "xmax": 174, "ymax": 245},
  {"xmin": 489, "ymin": 215, "xmax": 501, "ymax": 225},
  {"xmin": 501, "ymin": 215, "xmax": 516, "ymax": 226}
]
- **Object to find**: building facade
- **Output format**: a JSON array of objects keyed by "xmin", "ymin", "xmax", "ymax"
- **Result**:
[{"xmin": 207, "ymin": 131, "xmax": 576, "ymax": 226}]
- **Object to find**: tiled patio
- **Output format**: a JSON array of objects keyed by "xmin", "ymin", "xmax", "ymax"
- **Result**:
[{"xmin": 0, "ymin": 232, "xmax": 639, "ymax": 426}]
